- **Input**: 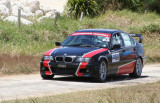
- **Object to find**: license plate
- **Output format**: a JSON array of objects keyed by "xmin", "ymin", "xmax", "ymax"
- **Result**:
[{"xmin": 58, "ymin": 64, "xmax": 66, "ymax": 68}]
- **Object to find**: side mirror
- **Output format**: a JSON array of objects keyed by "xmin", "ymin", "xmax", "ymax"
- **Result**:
[
  {"xmin": 112, "ymin": 44, "xmax": 121, "ymax": 49},
  {"xmin": 55, "ymin": 41, "xmax": 61, "ymax": 46}
]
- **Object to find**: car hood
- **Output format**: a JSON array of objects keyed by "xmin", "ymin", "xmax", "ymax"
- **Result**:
[{"xmin": 47, "ymin": 46, "xmax": 108, "ymax": 57}]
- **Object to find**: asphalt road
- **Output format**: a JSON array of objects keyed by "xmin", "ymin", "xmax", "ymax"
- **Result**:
[{"xmin": 0, "ymin": 64, "xmax": 160, "ymax": 101}]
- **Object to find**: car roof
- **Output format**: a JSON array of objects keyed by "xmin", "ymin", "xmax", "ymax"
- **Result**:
[{"xmin": 75, "ymin": 29, "xmax": 126, "ymax": 34}]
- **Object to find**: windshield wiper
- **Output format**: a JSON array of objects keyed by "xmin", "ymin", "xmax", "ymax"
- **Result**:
[
  {"xmin": 67, "ymin": 44, "xmax": 82, "ymax": 46},
  {"xmin": 66, "ymin": 44, "xmax": 99, "ymax": 48},
  {"xmin": 80, "ymin": 45, "xmax": 99, "ymax": 47}
]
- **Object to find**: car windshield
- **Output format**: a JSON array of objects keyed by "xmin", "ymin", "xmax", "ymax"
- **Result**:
[{"xmin": 62, "ymin": 34, "xmax": 111, "ymax": 48}]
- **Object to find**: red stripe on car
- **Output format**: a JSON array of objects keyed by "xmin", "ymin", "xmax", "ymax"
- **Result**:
[
  {"xmin": 83, "ymin": 48, "xmax": 108, "ymax": 58},
  {"xmin": 71, "ymin": 32, "xmax": 111, "ymax": 38},
  {"xmin": 43, "ymin": 48, "xmax": 57, "ymax": 75},
  {"xmin": 117, "ymin": 61, "xmax": 136, "ymax": 75},
  {"xmin": 44, "ymin": 48, "xmax": 57, "ymax": 56},
  {"xmin": 76, "ymin": 48, "xmax": 108, "ymax": 76}
]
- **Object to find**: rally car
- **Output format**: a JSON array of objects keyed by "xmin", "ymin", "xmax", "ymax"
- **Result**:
[{"xmin": 40, "ymin": 29, "xmax": 146, "ymax": 82}]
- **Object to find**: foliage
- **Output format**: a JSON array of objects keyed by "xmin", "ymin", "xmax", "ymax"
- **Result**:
[
  {"xmin": 66, "ymin": 0, "xmax": 99, "ymax": 18},
  {"xmin": 0, "ymin": 10, "xmax": 160, "ymax": 62},
  {"xmin": 66, "ymin": 0, "xmax": 160, "ymax": 17},
  {"xmin": 110, "ymin": 0, "xmax": 160, "ymax": 13},
  {"xmin": 118, "ymin": 0, "xmax": 142, "ymax": 11},
  {"xmin": 143, "ymin": 24, "xmax": 160, "ymax": 34},
  {"xmin": 0, "ymin": 10, "xmax": 160, "ymax": 75},
  {"xmin": 148, "ymin": 0, "xmax": 160, "ymax": 13}
]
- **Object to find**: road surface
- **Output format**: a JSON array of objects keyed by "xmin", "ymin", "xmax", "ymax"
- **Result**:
[{"xmin": 0, "ymin": 64, "xmax": 160, "ymax": 101}]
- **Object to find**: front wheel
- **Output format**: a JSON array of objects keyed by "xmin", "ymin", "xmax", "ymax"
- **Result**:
[
  {"xmin": 129, "ymin": 58, "xmax": 142, "ymax": 78},
  {"xmin": 96, "ymin": 60, "xmax": 107, "ymax": 82}
]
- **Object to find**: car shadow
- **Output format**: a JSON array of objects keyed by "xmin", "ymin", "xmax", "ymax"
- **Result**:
[
  {"xmin": 48, "ymin": 75, "xmax": 148, "ymax": 83},
  {"xmin": 106, "ymin": 75, "xmax": 148, "ymax": 83}
]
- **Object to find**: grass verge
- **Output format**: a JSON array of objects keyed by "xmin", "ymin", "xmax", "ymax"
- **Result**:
[
  {"xmin": 0, "ymin": 54, "xmax": 41, "ymax": 76},
  {"xmin": 0, "ymin": 10, "xmax": 160, "ymax": 75},
  {"xmin": 2, "ymin": 81, "xmax": 160, "ymax": 103}
]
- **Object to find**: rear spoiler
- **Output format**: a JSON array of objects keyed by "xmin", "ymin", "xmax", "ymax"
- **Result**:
[{"xmin": 129, "ymin": 34, "xmax": 143, "ymax": 43}]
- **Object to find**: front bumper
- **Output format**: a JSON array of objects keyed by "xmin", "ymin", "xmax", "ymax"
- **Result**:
[{"xmin": 40, "ymin": 61, "xmax": 98, "ymax": 77}]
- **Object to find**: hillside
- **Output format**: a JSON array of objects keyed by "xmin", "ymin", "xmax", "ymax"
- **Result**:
[{"xmin": 0, "ymin": 10, "xmax": 160, "ymax": 75}]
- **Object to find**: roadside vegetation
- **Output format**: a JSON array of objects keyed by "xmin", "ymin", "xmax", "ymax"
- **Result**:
[
  {"xmin": 0, "ymin": 10, "xmax": 160, "ymax": 75},
  {"xmin": 66, "ymin": 0, "xmax": 160, "ymax": 18},
  {"xmin": 2, "ymin": 81, "xmax": 160, "ymax": 103}
]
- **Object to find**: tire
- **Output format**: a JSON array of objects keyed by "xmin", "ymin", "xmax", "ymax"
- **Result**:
[
  {"xmin": 41, "ymin": 75, "xmax": 54, "ymax": 80},
  {"xmin": 129, "ymin": 58, "xmax": 142, "ymax": 78},
  {"xmin": 96, "ymin": 60, "xmax": 107, "ymax": 82}
]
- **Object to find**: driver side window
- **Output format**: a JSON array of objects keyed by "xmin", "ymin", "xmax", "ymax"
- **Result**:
[{"xmin": 112, "ymin": 33, "xmax": 123, "ymax": 47}]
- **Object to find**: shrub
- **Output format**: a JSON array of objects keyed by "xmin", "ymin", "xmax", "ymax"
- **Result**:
[
  {"xmin": 66, "ymin": 0, "xmax": 160, "ymax": 18},
  {"xmin": 148, "ymin": 0, "xmax": 160, "ymax": 13},
  {"xmin": 143, "ymin": 24, "xmax": 160, "ymax": 34},
  {"xmin": 67, "ymin": 0, "xmax": 99, "ymax": 18},
  {"xmin": 118, "ymin": 0, "xmax": 143, "ymax": 11}
]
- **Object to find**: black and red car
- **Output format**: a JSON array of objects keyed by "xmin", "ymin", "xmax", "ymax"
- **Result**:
[{"xmin": 40, "ymin": 29, "xmax": 146, "ymax": 82}]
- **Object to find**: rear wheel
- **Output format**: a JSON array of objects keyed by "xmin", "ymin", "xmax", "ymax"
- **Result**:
[
  {"xmin": 129, "ymin": 58, "xmax": 142, "ymax": 78},
  {"xmin": 96, "ymin": 60, "xmax": 107, "ymax": 82},
  {"xmin": 41, "ymin": 75, "xmax": 54, "ymax": 80}
]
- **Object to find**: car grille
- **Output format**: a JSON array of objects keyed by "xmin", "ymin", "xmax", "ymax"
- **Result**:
[
  {"xmin": 55, "ymin": 57, "xmax": 64, "ymax": 62},
  {"xmin": 65, "ymin": 57, "xmax": 73, "ymax": 62},
  {"xmin": 55, "ymin": 56, "xmax": 75, "ymax": 63}
]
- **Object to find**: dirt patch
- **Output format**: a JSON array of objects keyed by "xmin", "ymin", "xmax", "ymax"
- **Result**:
[
  {"xmin": 0, "ymin": 54, "xmax": 41, "ymax": 75},
  {"xmin": 106, "ymin": 14, "xmax": 132, "ymax": 27}
]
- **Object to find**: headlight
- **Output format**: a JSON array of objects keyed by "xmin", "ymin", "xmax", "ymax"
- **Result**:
[
  {"xmin": 76, "ymin": 57, "xmax": 91, "ymax": 63},
  {"xmin": 43, "ymin": 56, "xmax": 53, "ymax": 61}
]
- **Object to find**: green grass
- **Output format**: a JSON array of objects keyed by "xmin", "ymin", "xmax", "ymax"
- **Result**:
[
  {"xmin": 0, "ymin": 10, "xmax": 160, "ymax": 58},
  {"xmin": 0, "ymin": 10, "xmax": 160, "ymax": 75},
  {"xmin": 2, "ymin": 81, "xmax": 160, "ymax": 103}
]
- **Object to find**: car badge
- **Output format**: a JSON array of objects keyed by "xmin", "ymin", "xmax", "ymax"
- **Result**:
[{"xmin": 64, "ymin": 53, "xmax": 67, "ymax": 56}]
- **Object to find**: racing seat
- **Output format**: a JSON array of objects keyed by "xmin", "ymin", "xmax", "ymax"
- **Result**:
[{"xmin": 112, "ymin": 38, "xmax": 123, "ymax": 47}]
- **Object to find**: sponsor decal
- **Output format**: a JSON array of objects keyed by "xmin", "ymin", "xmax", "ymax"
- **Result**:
[
  {"xmin": 71, "ymin": 32, "xmax": 111, "ymax": 38},
  {"xmin": 76, "ymin": 48, "xmax": 108, "ymax": 76},
  {"xmin": 112, "ymin": 53, "xmax": 120, "ymax": 63}
]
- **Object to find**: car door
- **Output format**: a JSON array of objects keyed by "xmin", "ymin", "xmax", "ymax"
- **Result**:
[
  {"xmin": 108, "ymin": 33, "xmax": 125, "ymax": 74},
  {"xmin": 117, "ymin": 33, "xmax": 137, "ymax": 74}
]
